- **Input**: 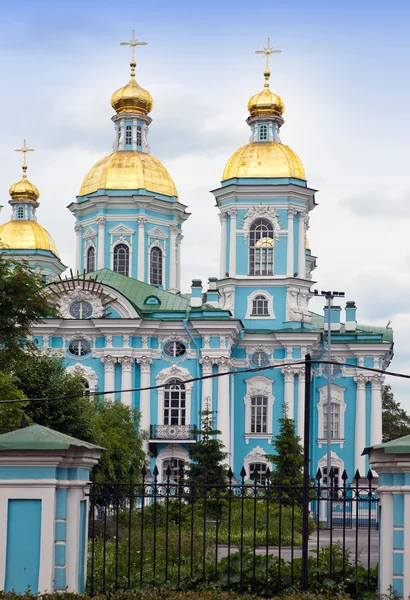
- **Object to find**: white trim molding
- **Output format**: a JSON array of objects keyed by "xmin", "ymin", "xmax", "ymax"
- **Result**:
[
  {"xmin": 245, "ymin": 289, "xmax": 275, "ymax": 319},
  {"xmin": 66, "ymin": 363, "xmax": 98, "ymax": 392},
  {"xmin": 241, "ymin": 206, "xmax": 281, "ymax": 243},
  {"xmin": 317, "ymin": 383, "xmax": 347, "ymax": 447},
  {"xmin": 244, "ymin": 375, "xmax": 274, "ymax": 443},
  {"xmin": 243, "ymin": 446, "xmax": 271, "ymax": 479},
  {"xmin": 156, "ymin": 365, "xmax": 194, "ymax": 426},
  {"xmin": 148, "ymin": 239, "xmax": 166, "ymax": 287},
  {"xmin": 156, "ymin": 445, "xmax": 190, "ymax": 481}
]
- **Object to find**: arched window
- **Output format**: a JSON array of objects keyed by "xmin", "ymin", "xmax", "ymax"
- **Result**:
[
  {"xmin": 249, "ymin": 462, "xmax": 267, "ymax": 484},
  {"xmin": 250, "ymin": 396, "xmax": 268, "ymax": 433},
  {"xmin": 249, "ymin": 218, "xmax": 274, "ymax": 275},
  {"xmin": 17, "ymin": 206, "xmax": 24, "ymax": 219},
  {"xmin": 150, "ymin": 246, "xmax": 163, "ymax": 286},
  {"xmin": 86, "ymin": 246, "xmax": 95, "ymax": 273},
  {"xmin": 164, "ymin": 379, "xmax": 186, "ymax": 425},
  {"xmin": 162, "ymin": 458, "xmax": 185, "ymax": 481},
  {"xmin": 259, "ymin": 124, "xmax": 268, "ymax": 141},
  {"xmin": 137, "ymin": 125, "xmax": 142, "ymax": 146},
  {"xmin": 113, "ymin": 243, "xmax": 129, "ymax": 276},
  {"xmin": 125, "ymin": 125, "xmax": 132, "ymax": 145},
  {"xmin": 251, "ymin": 294, "xmax": 269, "ymax": 316}
]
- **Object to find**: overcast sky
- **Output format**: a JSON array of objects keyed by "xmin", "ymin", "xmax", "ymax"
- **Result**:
[{"xmin": 1, "ymin": 0, "xmax": 410, "ymax": 408}]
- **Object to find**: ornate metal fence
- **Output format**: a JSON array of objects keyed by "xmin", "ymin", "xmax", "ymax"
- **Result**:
[{"xmin": 87, "ymin": 467, "xmax": 378, "ymax": 598}]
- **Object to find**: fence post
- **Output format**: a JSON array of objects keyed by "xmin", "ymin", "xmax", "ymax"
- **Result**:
[
  {"xmin": 301, "ymin": 353, "xmax": 312, "ymax": 590},
  {"xmin": 365, "ymin": 435, "xmax": 410, "ymax": 599},
  {"xmin": 0, "ymin": 424, "xmax": 102, "ymax": 594}
]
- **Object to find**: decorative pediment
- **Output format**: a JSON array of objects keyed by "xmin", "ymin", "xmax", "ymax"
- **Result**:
[
  {"xmin": 242, "ymin": 206, "xmax": 281, "ymax": 242},
  {"xmin": 83, "ymin": 227, "xmax": 97, "ymax": 240},
  {"xmin": 58, "ymin": 286, "xmax": 105, "ymax": 318},
  {"xmin": 108, "ymin": 224, "xmax": 135, "ymax": 236},
  {"xmin": 148, "ymin": 226, "xmax": 168, "ymax": 240}
]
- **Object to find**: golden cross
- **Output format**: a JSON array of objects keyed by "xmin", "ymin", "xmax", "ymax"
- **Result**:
[
  {"xmin": 15, "ymin": 139, "xmax": 35, "ymax": 176},
  {"xmin": 120, "ymin": 29, "xmax": 147, "ymax": 64},
  {"xmin": 255, "ymin": 38, "xmax": 281, "ymax": 72}
]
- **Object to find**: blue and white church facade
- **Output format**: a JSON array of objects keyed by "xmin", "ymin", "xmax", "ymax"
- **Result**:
[{"xmin": 0, "ymin": 38, "xmax": 393, "ymax": 483}]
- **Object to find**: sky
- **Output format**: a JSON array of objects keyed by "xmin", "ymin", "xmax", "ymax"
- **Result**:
[{"xmin": 0, "ymin": 0, "xmax": 410, "ymax": 407}]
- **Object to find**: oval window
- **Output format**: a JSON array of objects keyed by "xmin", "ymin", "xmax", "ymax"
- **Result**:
[
  {"xmin": 69, "ymin": 301, "xmax": 93, "ymax": 319},
  {"xmin": 68, "ymin": 339, "xmax": 91, "ymax": 356},
  {"xmin": 163, "ymin": 340, "xmax": 186, "ymax": 358}
]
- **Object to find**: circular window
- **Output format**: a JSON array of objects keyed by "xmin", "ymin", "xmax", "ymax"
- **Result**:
[
  {"xmin": 250, "ymin": 351, "xmax": 270, "ymax": 367},
  {"xmin": 68, "ymin": 339, "xmax": 91, "ymax": 356},
  {"xmin": 69, "ymin": 301, "xmax": 93, "ymax": 319},
  {"xmin": 163, "ymin": 340, "xmax": 186, "ymax": 358}
]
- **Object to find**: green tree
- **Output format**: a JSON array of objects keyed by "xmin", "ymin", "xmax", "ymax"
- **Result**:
[
  {"xmin": 265, "ymin": 410, "xmax": 304, "ymax": 491},
  {"xmin": 0, "ymin": 256, "xmax": 56, "ymax": 363},
  {"xmin": 382, "ymin": 384, "xmax": 410, "ymax": 442}
]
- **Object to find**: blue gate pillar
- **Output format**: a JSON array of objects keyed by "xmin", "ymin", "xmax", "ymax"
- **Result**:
[
  {"xmin": 0, "ymin": 424, "xmax": 102, "ymax": 594},
  {"xmin": 365, "ymin": 435, "xmax": 410, "ymax": 599}
]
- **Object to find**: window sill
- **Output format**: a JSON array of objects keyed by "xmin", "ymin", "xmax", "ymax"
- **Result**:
[
  {"xmin": 244, "ymin": 433, "xmax": 273, "ymax": 445},
  {"xmin": 318, "ymin": 438, "xmax": 345, "ymax": 449}
]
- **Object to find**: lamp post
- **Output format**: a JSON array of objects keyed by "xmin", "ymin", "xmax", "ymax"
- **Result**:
[{"xmin": 314, "ymin": 289, "xmax": 345, "ymax": 528}]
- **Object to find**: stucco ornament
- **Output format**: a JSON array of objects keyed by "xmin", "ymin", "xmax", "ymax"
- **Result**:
[
  {"xmin": 59, "ymin": 286, "xmax": 104, "ymax": 319},
  {"xmin": 220, "ymin": 285, "xmax": 235, "ymax": 312},
  {"xmin": 286, "ymin": 286, "xmax": 312, "ymax": 324},
  {"xmin": 242, "ymin": 206, "xmax": 281, "ymax": 243},
  {"xmin": 245, "ymin": 446, "xmax": 268, "ymax": 462},
  {"xmin": 156, "ymin": 365, "xmax": 192, "ymax": 386},
  {"xmin": 66, "ymin": 363, "xmax": 98, "ymax": 390}
]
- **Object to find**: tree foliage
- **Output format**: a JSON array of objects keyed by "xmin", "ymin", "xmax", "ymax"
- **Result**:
[
  {"xmin": 382, "ymin": 384, "xmax": 410, "ymax": 442},
  {"xmin": 265, "ymin": 410, "xmax": 304, "ymax": 489}
]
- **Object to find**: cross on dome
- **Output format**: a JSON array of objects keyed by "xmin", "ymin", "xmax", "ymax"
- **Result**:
[
  {"xmin": 255, "ymin": 38, "xmax": 281, "ymax": 86},
  {"xmin": 120, "ymin": 29, "xmax": 148, "ymax": 78},
  {"xmin": 15, "ymin": 139, "xmax": 35, "ymax": 178}
]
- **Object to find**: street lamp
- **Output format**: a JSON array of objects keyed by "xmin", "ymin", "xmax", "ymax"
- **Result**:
[{"xmin": 313, "ymin": 289, "xmax": 345, "ymax": 528}]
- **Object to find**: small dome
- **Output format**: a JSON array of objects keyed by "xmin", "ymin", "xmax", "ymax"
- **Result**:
[
  {"xmin": 248, "ymin": 87, "xmax": 285, "ymax": 118},
  {"xmin": 9, "ymin": 177, "xmax": 40, "ymax": 202},
  {"xmin": 0, "ymin": 220, "xmax": 59, "ymax": 257},
  {"xmin": 222, "ymin": 142, "xmax": 305, "ymax": 181},
  {"xmin": 79, "ymin": 151, "xmax": 178, "ymax": 199},
  {"xmin": 111, "ymin": 74, "xmax": 153, "ymax": 115}
]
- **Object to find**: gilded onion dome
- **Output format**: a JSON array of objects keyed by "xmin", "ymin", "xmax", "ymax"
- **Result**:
[
  {"xmin": 9, "ymin": 175, "xmax": 40, "ymax": 202},
  {"xmin": 248, "ymin": 87, "xmax": 285, "ymax": 118},
  {"xmin": 111, "ymin": 52, "xmax": 153, "ymax": 116},
  {"xmin": 0, "ymin": 220, "xmax": 59, "ymax": 256},
  {"xmin": 222, "ymin": 142, "xmax": 305, "ymax": 181}
]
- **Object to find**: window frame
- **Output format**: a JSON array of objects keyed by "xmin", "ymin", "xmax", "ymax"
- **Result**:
[
  {"xmin": 86, "ymin": 245, "xmax": 96, "ymax": 273},
  {"xmin": 248, "ymin": 218, "xmax": 274, "ymax": 276},
  {"xmin": 249, "ymin": 462, "xmax": 268, "ymax": 484},
  {"xmin": 250, "ymin": 395, "xmax": 268, "ymax": 434},
  {"xmin": 164, "ymin": 379, "xmax": 186, "ymax": 426},
  {"xmin": 16, "ymin": 206, "xmax": 24, "ymax": 219},
  {"xmin": 137, "ymin": 125, "xmax": 142, "ymax": 146},
  {"xmin": 68, "ymin": 339, "xmax": 91, "ymax": 357},
  {"xmin": 245, "ymin": 290, "xmax": 275, "ymax": 319},
  {"xmin": 125, "ymin": 124, "xmax": 132, "ymax": 146},
  {"xmin": 113, "ymin": 242, "xmax": 130, "ymax": 276},
  {"xmin": 317, "ymin": 384, "xmax": 347, "ymax": 445},
  {"xmin": 150, "ymin": 245, "xmax": 163, "ymax": 286},
  {"xmin": 244, "ymin": 375, "xmax": 274, "ymax": 440},
  {"xmin": 69, "ymin": 300, "xmax": 93, "ymax": 320},
  {"xmin": 258, "ymin": 124, "xmax": 268, "ymax": 142}
]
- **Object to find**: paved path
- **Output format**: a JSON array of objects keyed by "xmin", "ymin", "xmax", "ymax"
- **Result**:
[{"xmin": 217, "ymin": 529, "xmax": 378, "ymax": 568}]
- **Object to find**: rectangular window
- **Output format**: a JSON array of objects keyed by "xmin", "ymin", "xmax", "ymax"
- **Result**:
[
  {"xmin": 259, "ymin": 124, "xmax": 268, "ymax": 141},
  {"xmin": 323, "ymin": 402, "xmax": 341, "ymax": 439},
  {"xmin": 164, "ymin": 390, "xmax": 186, "ymax": 425},
  {"xmin": 250, "ymin": 395, "xmax": 268, "ymax": 433},
  {"xmin": 125, "ymin": 125, "xmax": 132, "ymax": 145},
  {"xmin": 249, "ymin": 463, "xmax": 267, "ymax": 484},
  {"xmin": 17, "ymin": 206, "xmax": 24, "ymax": 219},
  {"xmin": 137, "ymin": 126, "xmax": 142, "ymax": 146}
]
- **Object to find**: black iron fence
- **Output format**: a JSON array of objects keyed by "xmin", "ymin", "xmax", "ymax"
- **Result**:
[{"xmin": 88, "ymin": 467, "xmax": 378, "ymax": 598}]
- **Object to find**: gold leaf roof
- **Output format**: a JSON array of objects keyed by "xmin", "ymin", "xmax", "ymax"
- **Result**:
[
  {"xmin": 222, "ymin": 142, "xmax": 305, "ymax": 181},
  {"xmin": 111, "ymin": 77, "xmax": 153, "ymax": 115},
  {"xmin": 0, "ymin": 220, "xmax": 59, "ymax": 257}
]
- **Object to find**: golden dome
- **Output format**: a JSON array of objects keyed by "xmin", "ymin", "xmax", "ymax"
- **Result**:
[
  {"xmin": 9, "ymin": 176, "xmax": 40, "ymax": 202},
  {"xmin": 222, "ymin": 142, "xmax": 305, "ymax": 181},
  {"xmin": 79, "ymin": 151, "xmax": 178, "ymax": 198},
  {"xmin": 248, "ymin": 87, "xmax": 285, "ymax": 117},
  {"xmin": 0, "ymin": 220, "xmax": 59, "ymax": 257},
  {"xmin": 111, "ymin": 69, "xmax": 153, "ymax": 115}
]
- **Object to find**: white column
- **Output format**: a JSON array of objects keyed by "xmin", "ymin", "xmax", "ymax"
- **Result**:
[
  {"xmin": 200, "ymin": 357, "xmax": 213, "ymax": 413},
  {"xmin": 217, "ymin": 358, "xmax": 231, "ymax": 461},
  {"xmin": 379, "ymin": 491, "xmax": 393, "ymax": 597},
  {"xmin": 354, "ymin": 374, "xmax": 367, "ymax": 477},
  {"xmin": 74, "ymin": 224, "xmax": 82, "ymax": 273},
  {"xmin": 297, "ymin": 368, "xmax": 305, "ymax": 443},
  {"xmin": 286, "ymin": 208, "xmax": 297, "ymax": 277},
  {"xmin": 137, "ymin": 215, "xmax": 147, "ymax": 281},
  {"xmin": 176, "ymin": 232, "xmax": 183, "ymax": 291},
  {"xmin": 102, "ymin": 355, "xmax": 116, "ymax": 401},
  {"xmin": 132, "ymin": 119, "xmax": 137, "ymax": 150},
  {"xmin": 169, "ymin": 224, "xmax": 178, "ymax": 291},
  {"xmin": 282, "ymin": 366, "xmax": 295, "ymax": 419},
  {"xmin": 119, "ymin": 356, "xmax": 133, "ymax": 407},
  {"xmin": 297, "ymin": 210, "xmax": 306, "ymax": 278},
  {"xmin": 97, "ymin": 216, "xmax": 106, "ymax": 270},
  {"xmin": 228, "ymin": 209, "xmax": 237, "ymax": 277},
  {"xmin": 219, "ymin": 213, "xmax": 227, "ymax": 278},
  {"xmin": 119, "ymin": 121, "xmax": 125, "ymax": 150},
  {"xmin": 370, "ymin": 375, "xmax": 383, "ymax": 446},
  {"xmin": 137, "ymin": 356, "xmax": 152, "ymax": 452}
]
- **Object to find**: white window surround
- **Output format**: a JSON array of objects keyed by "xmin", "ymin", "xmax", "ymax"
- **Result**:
[
  {"xmin": 318, "ymin": 451, "xmax": 345, "ymax": 489},
  {"xmin": 66, "ymin": 363, "xmax": 99, "ymax": 393},
  {"xmin": 244, "ymin": 375, "xmax": 274, "ymax": 443},
  {"xmin": 108, "ymin": 224, "xmax": 135, "ymax": 272},
  {"xmin": 156, "ymin": 366, "xmax": 194, "ymax": 426},
  {"xmin": 245, "ymin": 290, "xmax": 275, "ymax": 319},
  {"xmin": 84, "ymin": 239, "xmax": 96, "ymax": 271},
  {"xmin": 317, "ymin": 384, "xmax": 346, "ymax": 448},
  {"xmin": 243, "ymin": 446, "xmax": 271, "ymax": 480},
  {"xmin": 148, "ymin": 240, "xmax": 166, "ymax": 287},
  {"xmin": 156, "ymin": 445, "xmax": 189, "ymax": 482}
]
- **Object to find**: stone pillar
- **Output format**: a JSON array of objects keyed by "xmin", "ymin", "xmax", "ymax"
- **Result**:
[
  {"xmin": 119, "ymin": 356, "xmax": 133, "ymax": 407},
  {"xmin": 217, "ymin": 358, "xmax": 231, "ymax": 461},
  {"xmin": 219, "ymin": 213, "xmax": 227, "ymax": 278},
  {"xmin": 297, "ymin": 210, "xmax": 306, "ymax": 278},
  {"xmin": 102, "ymin": 355, "xmax": 116, "ymax": 401},
  {"xmin": 119, "ymin": 121, "xmax": 125, "ymax": 150},
  {"xmin": 0, "ymin": 424, "xmax": 101, "ymax": 594},
  {"xmin": 297, "ymin": 368, "xmax": 305, "ymax": 443},
  {"xmin": 137, "ymin": 215, "xmax": 147, "ymax": 281},
  {"xmin": 74, "ymin": 223, "xmax": 82, "ymax": 273},
  {"xmin": 354, "ymin": 374, "xmax": 367, "ymax": 476},
  {"xmin": 200, "ymin": 357, "xmax": 213, "ymax": 413},
  {"xmin": 176, "ymin": 232, "xmax": 183, "ymax": 291},
  {"xmin": 97, "ymin": 216, "xmax": 106, "ymax": 270},
  {"xmin": 228, "ymin": 209, "xmax": 237, "ymax": 277},
  {"xmin": 137, "ymin": 356, "xmax": 152, "ymax": 451},
  {"xmin": 132, "ymin": 118, "xmax": 137, "ymax": 150},
  {"xmin": 169, "ymin": 224, "xmax": 178, "ymax": 292},
  {"xmin": 370, "ymin": 375, "xmax": 383, "ymax": 447},
  {"xmin": 282, "ymin": 366, "xmax": 295, "ymax": 419},
  {"xmin": 286, "ymin": 208, "xmax": 297, "ymax": 277}
]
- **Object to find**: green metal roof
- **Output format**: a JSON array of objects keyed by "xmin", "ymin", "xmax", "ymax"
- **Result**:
[
  {"xmin": 0, "ymin": 424, "xmax": 103, "ymax": 451},
  {"xmin": 363, "ymin": 435, "xmax": 410, "ymax": 455},
  {"xmin": 310, "ymin": 312, "xmax": 393, "ymax": 342}
]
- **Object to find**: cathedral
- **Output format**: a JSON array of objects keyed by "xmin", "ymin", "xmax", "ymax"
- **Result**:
[{"xmin": 0, "ymin": 35, "xmax": 393, "ymax": 482}]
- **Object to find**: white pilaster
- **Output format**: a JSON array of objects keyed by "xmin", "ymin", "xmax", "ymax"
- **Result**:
[
  {"xmin": 379, "ymin": 491, "xmax": 393, "ymax": 597},
  {"xmin": 119, "ymin": 356, "xmax": 133, "ymax": 407},
  {"xmin": 74, "ymin": 224, "xmax": 82, "ymax": 273},
  {"xmin": 228, "ymin": 209, "xmax": 237, "ymax": 277},
  {"xmin": 137, "ymin": 215, "xmax": 147, "ymax": 282},
  {"xmin": 200, "ymin": 357, "xmax": 213, "ymax": 413},
  {"xmin": 132, "ymin": 119, "xmax": 137, "ymax": 150},
  {"xmin": 297, "ymin": 210, "xmax": 306, "ymax": 278},
  {"xmin": 137, "ymin": 356, "xmax": 152, "ymax": 452},
  {"xmin": 297, "ymin": 368, "xmax": 305, "ymax": 442},
  {"xmin": 119, "ymin": 121, "xmax": 125, "ymax": 151},
  {"xmin": 97, "ymin": 216, "xmax": 106, "ymax": 270},
  {"xmin": 102, "ymin": 356, "xmax": 116, "ymax": 401},
  {"xmin": 354, "ymin": 374, "xmax": 367, "ymax": 476},
  {"xmin": 169, "ymin": 224, "xmax": 178, "ymax": 292},
  {"xmin": 217, "ymin": 358, "xmax": 231, "ymax": 461},
  {"xmin": 219, "ymin": 213, "xmax": 227, "ymax": 279},
  {"xmin": 282, "ymin": 366, "xmax": 295, "ymax": 419},
  {"xmin": 286, "ymin": 208, "xmax": 297, "ymax": 277},
  {"xmin": 176, "ymin": 232, "xmax": 183, "ymax": 291},
  {"xmin": 370, "ymin": 375, "xmax": 383, "ymax": 447}
]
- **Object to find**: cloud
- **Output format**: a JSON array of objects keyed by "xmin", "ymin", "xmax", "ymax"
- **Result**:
[{"xmin": 340, "ymin": 186, "xmax": 410, "ymax": 219}]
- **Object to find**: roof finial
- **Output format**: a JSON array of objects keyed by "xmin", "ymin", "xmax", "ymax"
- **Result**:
[
  {"xmin": 15, "ymin": 139, "xmax": 35, "ymax": 179},
  {"xmin": 255, "ymin": 38, "xmax": 281, "ymax": 87},
  {"xmin": 120, "ymin": 29, "xmax": 147, "ymax": 79}
]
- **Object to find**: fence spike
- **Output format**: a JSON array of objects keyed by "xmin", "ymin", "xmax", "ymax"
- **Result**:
[
  {"xmin": 153, "ymin": 465, "xmax": 159, "ymax": 479},
  {"xmin": 227, "ymin": 467, "xmax": 234, "ymax": 480},
  {"xmin": 240, "ymin": 466, "xmax": 246, "ymax": 479},
  {"xmin": 178, "ymin": 465, "xmax": 185, "ymax": 480},
  {"xmin": 141, "ymin": 465, "xmax": 147, "ymax": 478},
  {"xmin": 266, "ymin": 467, "xmax": 271, "ymax": 479},
  {"xmin": 341, "ymin": 469, "xmax": 348, "ymax": 482},
  {"xmin": 316, "ymin": 467, "xmax": 322, "ymax": 481},
  {"xmin": 367, "ymin": 468, "xmax": 374, "ymax": 481},
  {"xmin": 354, "ymin": 469, "xmax": 361, "ymax": 482},
  {"xmin": 166, "ymin": 465, "xmax": 172, "ymax": 479},
  {"xmin": 329, "ymin": 467, "xmax": 335, "ymax": 480},
  {"xmin": 128, "ymin": 465, "xmax": 134, "ymax": 478},
  {"xmin": 115, "ymin": 465, "xmax": 122, "ymax": 480}
]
